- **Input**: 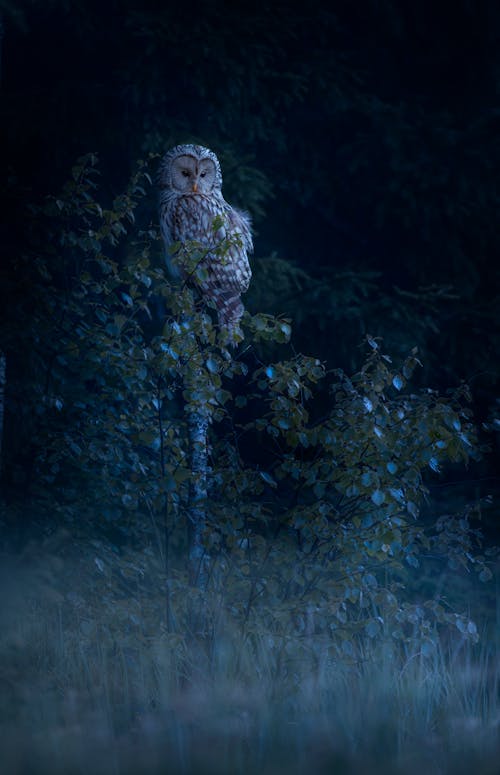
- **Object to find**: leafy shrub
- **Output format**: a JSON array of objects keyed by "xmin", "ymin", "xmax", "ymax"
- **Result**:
[{"xmin": 1, "ymin": 155, "xmax": 494, "ymax": 658}]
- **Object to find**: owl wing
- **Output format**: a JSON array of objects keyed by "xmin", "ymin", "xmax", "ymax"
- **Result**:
[
  {"xmin": 161, "ymin": 196, "xmax": 252, "ymax": 296},
  {"xmin": 225, "ymin": 205, "xmax": 253, "ymax": 254},
  {"xmin": 215, "ymin": 204, "xmax": 252, "ymax": 295}
]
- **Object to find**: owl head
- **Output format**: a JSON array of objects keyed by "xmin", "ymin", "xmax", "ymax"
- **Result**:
[{"xmin": 158, "ymin": 144, "xmax": 223, "ymax": 196}]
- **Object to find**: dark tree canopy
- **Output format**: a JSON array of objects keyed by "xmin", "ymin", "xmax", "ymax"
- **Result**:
[
  {"xmin": 1, "ymin": 0, "xmax": 498, "ymax": 511},
  {"xmin": 0, "ymin": 10, "xmax": 499, "ymax": 769}
]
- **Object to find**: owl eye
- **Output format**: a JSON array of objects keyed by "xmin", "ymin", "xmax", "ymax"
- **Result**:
[
  {"xmin": 181, "ymin": 170, "xmax": 190, "ymax": 177},
  {"xmin": 200, "ymin": 171, "xmax": 207, "ymax": 178}
]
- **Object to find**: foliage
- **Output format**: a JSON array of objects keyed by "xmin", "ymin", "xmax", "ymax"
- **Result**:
[
  {"xmin": 1, "ymin": 7, "xmax": 498, "ymax": 769},
  {"xmin": 2, "ymin": 1, "xmax": 498, "ymax": 397},
  {"xmin": 1, "ymin": 156, "xmax": 495, "ymax": 654},
  {"xmin": 0, "ymin": 532, "xmax": 499, "ymax": 774}
]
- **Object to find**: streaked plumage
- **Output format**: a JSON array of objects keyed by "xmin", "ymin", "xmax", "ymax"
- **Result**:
[{"xmin": 158, "ymin": 144, "xmax": 252, "ymax": 341}]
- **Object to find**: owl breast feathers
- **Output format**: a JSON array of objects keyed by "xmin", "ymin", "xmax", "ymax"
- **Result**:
[{"xmin": 158, "ymin": 144, "xmax": 252, "ymax": 342}]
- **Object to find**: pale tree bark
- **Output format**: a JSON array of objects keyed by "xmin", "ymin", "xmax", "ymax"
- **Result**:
[
  {"xmin": 187, "ymin": 410, "xmax": 210, "ymax": 590},
  {"xmin": 182, "ymin": 359, "xmax": 212, "ymax": 641},
  {"xmin": 181, "ymin": 321, "xmax": 213, "ymax": 594}
]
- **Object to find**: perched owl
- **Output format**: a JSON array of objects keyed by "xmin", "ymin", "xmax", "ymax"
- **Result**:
[{"xmin": 158, "ymin": 144, "xmax": 252, "ymax": 343}]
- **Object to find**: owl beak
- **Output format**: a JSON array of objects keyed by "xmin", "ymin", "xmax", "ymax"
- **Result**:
[{"xmin": 192, "ymin": 181, "xmax": 198, "ymax": 193}]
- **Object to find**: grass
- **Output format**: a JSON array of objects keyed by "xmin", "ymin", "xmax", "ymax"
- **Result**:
[{"xmin": 0, "ymin": 532, "xmax": 499, "ymax": 775}]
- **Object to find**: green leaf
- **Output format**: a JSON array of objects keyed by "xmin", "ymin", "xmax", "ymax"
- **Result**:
[
  {"xmin": 259, "ymin": 471, "xmax": 277, "ymax": 488},
  {"xmin": 392, "ymin": 374, "xmax": 404, "ymax": 390},
  {"xmin": 371, "ymin": 489, "xmax": 385, "ymax": 506},
  {"xmin": 428, "ymin": 457, "xmax": 440, "ymax": 473},
  {"xmin": 407, "ymin": 501, "xmax": 419, "ymax": 518}
]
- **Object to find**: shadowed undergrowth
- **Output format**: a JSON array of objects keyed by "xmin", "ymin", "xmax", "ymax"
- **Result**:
[
  {"xmin": 1, "ymin": 539, "xmax": 498, "ymax": 775},
  {"xmin": 1, "ymin": 156, "xmax": 498, "ymax": 773}
]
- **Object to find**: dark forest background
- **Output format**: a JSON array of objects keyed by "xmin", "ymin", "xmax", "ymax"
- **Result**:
[
  {"xmin": 1, "ymin": 0, "xmax": 498, "ymax": 533},
  {"xmin": 0, "ymin": 4, "xmax": 499, "ymax": 772}
]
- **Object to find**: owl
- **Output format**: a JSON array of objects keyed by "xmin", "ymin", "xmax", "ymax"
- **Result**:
[{"xmin": 158, "ymin": 144, "xmax": 252, "ymax": 343}]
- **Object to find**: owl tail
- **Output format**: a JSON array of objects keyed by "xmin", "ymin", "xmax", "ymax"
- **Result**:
[{"xmin": 216, "ymin": 294, "xmax": 245, "ymax": 346}]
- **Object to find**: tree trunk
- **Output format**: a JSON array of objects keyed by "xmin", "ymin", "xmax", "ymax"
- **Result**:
[{"xmin": 187, "ymin": 409, "xmax": 210, "ymax": 590}]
